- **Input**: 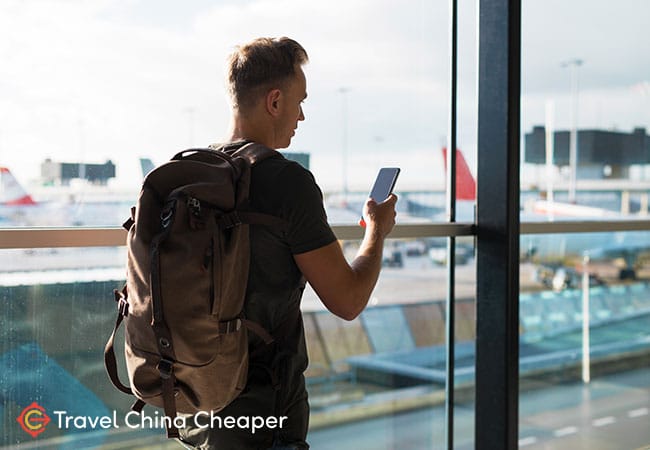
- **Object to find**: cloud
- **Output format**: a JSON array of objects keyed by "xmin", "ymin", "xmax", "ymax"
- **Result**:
[
  {"xmin": 522, "ymin": 0, "xmax": 650, "ymax": 94},
  {"xmin": 0, "ymin": 0, "xmax": 458, "ymax": 189},
  {"xmin": 0, "ymin": 0, "xmax": 646, "ymax": 191}
]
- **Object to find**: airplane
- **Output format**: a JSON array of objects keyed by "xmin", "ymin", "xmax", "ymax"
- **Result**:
[
  {"xmin": 3, "ymin": 148, "xmax": 648, "ymax": 279},
  {"xmin": 1, "ymin": 166, "xmax": 50, "ymax": 225},
  {"xmin": 0, "ymin": 166, "xmax": 133, "ymax": 227},
  {"xmin": 521, "ymin": 186, "xmax": 650, "ymax": 282},
  {"xmin": 393, "ymin": 147, "xmax": 477, "ymax": 220},
  {"xmin": 522, "ymin": 229, "xmax": 650, "ymax": 282},
  {"xmin": 140, "ymin": 157, "xmax": 155, "ymax": 178},
  {"xmin": 331, "ymin": 147, "xmax": 650, "ymax": 281},
  {"xmin": 2, "ymin": 154, "xmax": 375, "ymax": 228},
  {"xmin": 0, "ymin": 166, "xmax": 36, "ymax": 206}
]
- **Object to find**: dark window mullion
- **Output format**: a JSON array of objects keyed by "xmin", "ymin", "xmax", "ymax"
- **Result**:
[
  {"xmin": 445, "ymin": 0, "xmax": 459, "ymax": 448},
  {"xmin": 475, "ymin": 0, "xmax": 522, "ymax": 449}
]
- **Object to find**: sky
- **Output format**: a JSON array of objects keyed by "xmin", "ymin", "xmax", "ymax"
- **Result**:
[{"xmin": 0, "ymin": 0, "xmax": 648, "ymax": 192}]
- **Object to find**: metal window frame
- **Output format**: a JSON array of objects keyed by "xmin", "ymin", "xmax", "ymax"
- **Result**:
[{"xmin": 476, "ymin": 0, "xmax": 521, "ymax": 449}]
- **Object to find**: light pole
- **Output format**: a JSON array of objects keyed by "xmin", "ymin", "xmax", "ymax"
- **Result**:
[
  {"xmin": 581, "ymin": 254, "xmax": 591, "ymax": 383},
  {"xmin": 338, "ymin": 87, "xmax": 349, "ymax": 202},
  {"xmin": 544, "ymin": 100, "xmax": 555, "ymax": 204},
  {"xmin": 561, "ymin": 58, "xmax": 583, "ymax": 203},
  {"xmin": 632, "ymin": 81, "xmax": 650, "ymax": 180},
  {"xmin": 78, "ymin": 118, "xmax": 86, "ymax": 182}
]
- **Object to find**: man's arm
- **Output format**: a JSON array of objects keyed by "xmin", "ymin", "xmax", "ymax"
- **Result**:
[{"xmin": 294, "ymin": 195, "xmax": 397, "ymax": 321}]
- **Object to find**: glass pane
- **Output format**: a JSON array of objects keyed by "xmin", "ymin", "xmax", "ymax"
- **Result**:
[
  {"xmin": 306, "ymin": 236, "xmax": 476, "ymax": 449},
  {"xmin": 1, "ymin": 235, "xmax": 474, "ymax": 449},
  {"xmin": 0, "ymin": 246, "xmax": 175, "ymax": 447},
  {"xmin": 519, "ymin": 231, "xmax": 650, "ymax": 449},
  {"xmin": 2, "ymin": 0, "xmax": 479, "ymax": 447},
  {"xmin": 0, "ymin": 0, "xmax": 478, "ymax": 228},
  {"xmin": 521, "ymin": 0, "xmax": 650, "ymax": 223},
  {"xmin": 519, "ymin": 1, "xmax": 649, "ymax": 444}
]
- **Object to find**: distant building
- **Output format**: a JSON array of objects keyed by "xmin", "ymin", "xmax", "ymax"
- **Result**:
[
  {"xmin": 41, "ymin": 159, "xmax": 116, "ymax": 186},
  {"xmin": 281, "ymin": 151, "xmax": 310, "ymax": 170},
  {"xmin": 524, "ymin": 126, "xmax": 650, "ymax": 179}
]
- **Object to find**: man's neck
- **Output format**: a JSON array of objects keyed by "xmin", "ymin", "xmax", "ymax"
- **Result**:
[{"xmin": 227, "ymin": 113, "xmax": 275, "ymax": 149}]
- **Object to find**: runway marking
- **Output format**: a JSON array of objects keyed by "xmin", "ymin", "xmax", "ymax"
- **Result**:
[
  {"xmin": 593, "ymin": 416, "xmax": 616, "ymax": 427},
  {"xmin": 518, "ymin": 404, "xmax": 648, "ymax": 447},
  {"xmin": 553, "ymin": 426, "xmax": 578, "ymax": 437},
  {"xmin": 628, "ymin": 408, "xmax": 649, "ymax": 418},
  {"xmin": 518, "ymin": 436, "xmax": 538, "ymax": 447}
]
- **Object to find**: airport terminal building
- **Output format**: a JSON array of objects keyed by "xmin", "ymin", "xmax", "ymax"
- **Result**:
[{"xmin": 525, "ymin": 126, "xmax": 650, "ymax": 179}]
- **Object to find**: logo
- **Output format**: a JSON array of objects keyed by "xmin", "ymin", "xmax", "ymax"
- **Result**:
[{"xmin": 16, "ymin": 402, "xmax": 51, "ymax": 438}]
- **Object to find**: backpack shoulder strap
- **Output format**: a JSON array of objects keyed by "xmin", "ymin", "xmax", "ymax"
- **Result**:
[
  {"xmin": 209, "ymin": 141, "xmax": 287, "ymax": 229},
  {"xmin": 208, "ymin": 141, "xmax": 278, "ymax": 166},
  {"xmin": 216, "ymin": 210, "xmax": 288, "ymax": 230},
  {"xmin": 231, "ymin": 142, "xmax": 278, "ymax": 166}
]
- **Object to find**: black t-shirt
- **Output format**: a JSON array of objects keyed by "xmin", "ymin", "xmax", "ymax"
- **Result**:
[
  {"xmin": 178, "ymin": 145, "xmax": 333, "ymax": 446},
  {"xmin": 244, "ymin": 151, "xmax": 337, "ymax": 375}
]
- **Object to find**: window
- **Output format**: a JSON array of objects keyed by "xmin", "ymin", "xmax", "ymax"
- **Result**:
[{"xmin": 2, "ymin": 1, "xmax": 648, "ymax": 449}]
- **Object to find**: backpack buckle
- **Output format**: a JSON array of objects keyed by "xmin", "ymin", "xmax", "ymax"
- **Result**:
[
  {"xmin": 113, "ymin": 288, "xmax": 129, "ymax": 317},
  {"xmin": 118, "ymin": 298, "xmax": 129, "ymax": 317},
  {"xmin": 218, "ymin": 212, "xmax": 242, "ymax": 229},
  {"xmin": 219, "ymin": 318, "xmax": 241, "ymax": 334},
  {"xmin": 157, "ymin": 358, "xmax": 174, "ymax": 379},
  {"xmin": 161, "ymin": 201, "xmax": 176, "ymax": 228}
]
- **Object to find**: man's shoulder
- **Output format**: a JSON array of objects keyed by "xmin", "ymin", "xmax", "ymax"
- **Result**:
[
  {"xmin": 249, "ymin": 154, "xmax": 323, "ymax": 216},
  {"xmin": 254, "ymin": 154, "xmax": 316, "ymax": 186}
]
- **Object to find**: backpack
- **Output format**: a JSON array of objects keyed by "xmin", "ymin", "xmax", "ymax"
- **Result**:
[{"xmin": 104, "ymin": 142, "xmax": 285, "ymax": 438}]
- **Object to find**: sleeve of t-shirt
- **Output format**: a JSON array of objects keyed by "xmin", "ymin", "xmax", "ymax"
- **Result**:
[{"xmin": 278, "ymin": 163, "xmax": 337, "ymax": 255}]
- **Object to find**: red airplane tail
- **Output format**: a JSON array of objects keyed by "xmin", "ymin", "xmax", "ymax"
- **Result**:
[
  {"xmin": 0, "ymin": 167, "xmax": 36, "ymax": 205},
  {"xmin": 442, "ymin": 148, "xmax": 476, "ymax": 201}
]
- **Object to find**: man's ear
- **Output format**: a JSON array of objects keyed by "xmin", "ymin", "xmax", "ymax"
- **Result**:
[{"xmin": 265, "ymin": 89, "xmax": 282, "ymax": 117}]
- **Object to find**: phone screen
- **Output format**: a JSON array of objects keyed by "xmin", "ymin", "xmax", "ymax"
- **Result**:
[{"xmin": 369, "ymin": 168, "xmax": 400, "ymax": 202}]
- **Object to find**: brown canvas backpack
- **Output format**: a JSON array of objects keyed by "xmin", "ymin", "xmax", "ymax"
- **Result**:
[{"xmin": 104, "ymin": 142, "xmax": 284, "ymax": 438}]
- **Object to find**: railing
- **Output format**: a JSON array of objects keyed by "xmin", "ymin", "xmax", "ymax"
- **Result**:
[{"xmin": 1, "ymin": 220, "xmax": 649, "ymax": 249}]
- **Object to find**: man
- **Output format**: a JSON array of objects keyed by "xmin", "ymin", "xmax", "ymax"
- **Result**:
[{"xmin": 178, "ymin": 37, "xmax": 397, "ymax": 450}]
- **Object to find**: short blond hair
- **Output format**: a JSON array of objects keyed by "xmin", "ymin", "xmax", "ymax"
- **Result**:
[{"xmin": 226, "ymin": 37, "xmax": 308, "ymax": 110}]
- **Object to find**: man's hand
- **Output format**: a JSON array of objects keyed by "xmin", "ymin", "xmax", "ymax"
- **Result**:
[
  {"xmin": 294, "ymin": 193, "xmax": 399, "ymax": 321},
  {"xmin": 362, "ymin": 194, "xmax": 398, "ymax": 239}
]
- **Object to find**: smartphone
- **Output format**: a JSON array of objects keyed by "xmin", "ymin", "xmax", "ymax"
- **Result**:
[
  {"xmin": 369, "ymin": 167, "xmax": 400, "ymax": 202},
  {"xmin": 360, "ymin": 168, "xmax": 400, "ymax": 227}
]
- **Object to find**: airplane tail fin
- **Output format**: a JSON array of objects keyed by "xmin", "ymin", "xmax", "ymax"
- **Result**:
[
  {"xmin": 0, "ymin": 167, "xmax": 36, "ymax": 205},
  {"xmin": 442, "ymin": 148, "xmax": 476, "ymax": 201},
  {"xmin": 139, "ymin": 158, "xmax": 155, "ymax": 178}
]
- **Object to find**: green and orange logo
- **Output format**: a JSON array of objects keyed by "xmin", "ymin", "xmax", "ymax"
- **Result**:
[{"xmin": 16, "ymin": 402, "xmax": 51, "ymax": 438}]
